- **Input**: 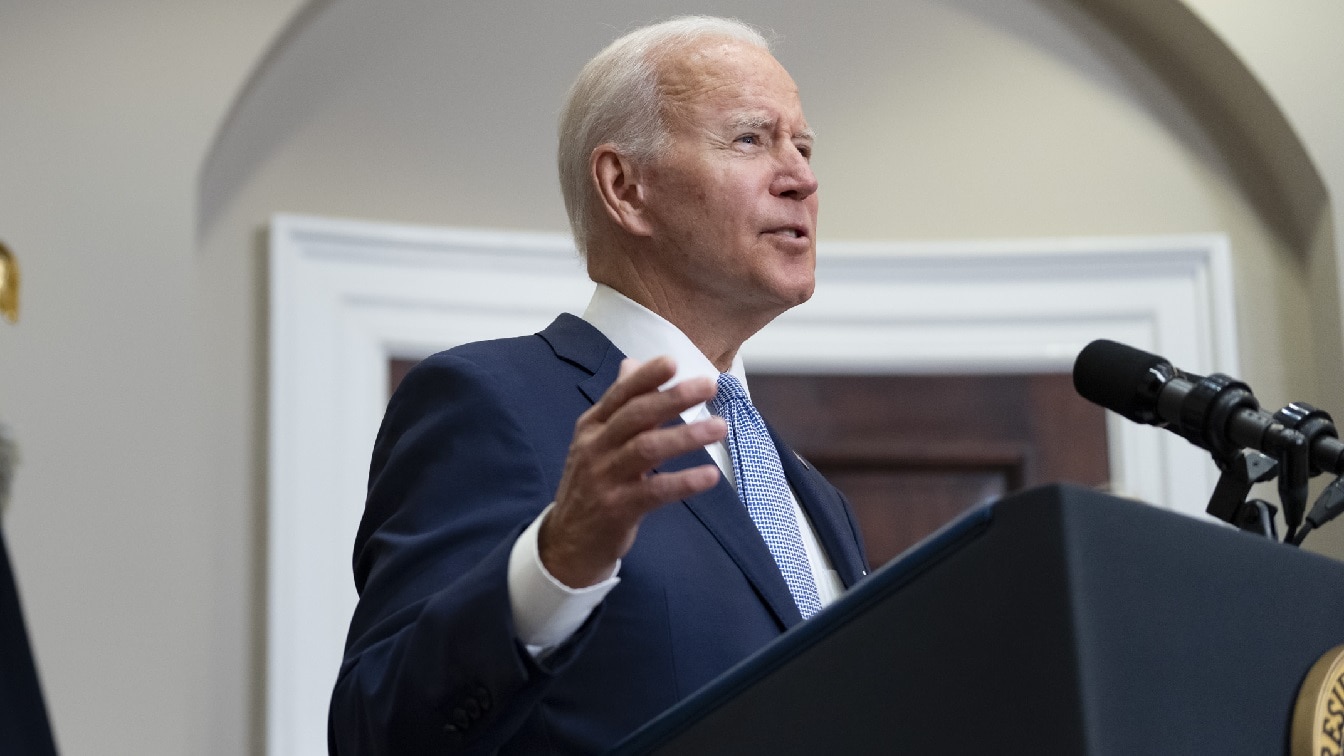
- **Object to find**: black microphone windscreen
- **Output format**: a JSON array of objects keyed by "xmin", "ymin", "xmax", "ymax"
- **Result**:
[{"xmin": 1073, "ymin": 339, "xmax": 1166, "ymax": 420}]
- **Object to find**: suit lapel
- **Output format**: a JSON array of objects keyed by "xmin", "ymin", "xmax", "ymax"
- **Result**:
[
  {"xmin": 538, "ymin": 314, "xmax": 625, "ymax": 400},
  {"xmin": 659, "ymin": 447, "xmax": 804, "ymax": 630},
  {"xmin": 771, "ymin": 426, "xmax": 870, "ymax": 588},
  {"xmin": 537, "ymin": 314, "xmax": 804, "ymax": 629}
]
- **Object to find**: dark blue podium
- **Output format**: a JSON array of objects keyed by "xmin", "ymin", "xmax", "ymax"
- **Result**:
[{"xmin": 611, "ymin": 484, "xmax": 1344, "ymax": 754}]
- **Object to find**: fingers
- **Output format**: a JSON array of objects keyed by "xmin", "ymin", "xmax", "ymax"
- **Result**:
[
  {"xmin": 603, "ymin": 374, "xmax": 717, "ymax": 444},
  {"xmin": 574, "ymin": 355, "xmax": 726, "ymax": 489},
  {"xmin": 641, "ymin": 462, "xmax": 721, "ymax": 503},
  {"xmin": 542, "ymin": 461, "xmax": 723, "ymax": 588},
  {"xmin": 542, "ymin": 356, "xmax": 728, "ymax": 587},
  {"xmin": 617, "ymin": 356, "xmax": 643, "ymax": 380},
  {"xmin": 603, "ymin": 416, "xmax": 726, "ymax": 483},
  {"xmin": 584, "ymin": 461, "xmax": 722, "ymax": 515},
  {"xmin": 580, "ymin": 359, "xmax": 718, "ymax": 452},
  {"xmin": 569, "ymin": 358, "xmax": 718, "ymax": 480},
  {"xmin": 586, "ymin": 357, "xmax": 677, "ymax": 424}
]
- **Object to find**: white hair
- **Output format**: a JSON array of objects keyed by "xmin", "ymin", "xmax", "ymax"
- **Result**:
[{"xmin": 557, "ymin": 16, "xmax": 771, "ymax": 257}]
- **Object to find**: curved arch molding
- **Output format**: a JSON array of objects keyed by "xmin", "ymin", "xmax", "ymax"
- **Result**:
[
  {"xmin": 1079, "ymin": 0, "xmax": 1328, "ymax": 252},
  {"xmin": 197, "ymin": 0, "xmax": 1330, "ymax": 251}
]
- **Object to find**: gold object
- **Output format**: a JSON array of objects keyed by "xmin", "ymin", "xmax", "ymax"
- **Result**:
[
  {"xmin": 0, "ymin": 241, "xmax": 17, "ymax": 323},
  {"xmin": 1292, "ymin": 643, "xmax": 1344, "ymax": 755}
]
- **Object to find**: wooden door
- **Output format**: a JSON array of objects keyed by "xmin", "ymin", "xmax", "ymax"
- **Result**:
[{"xmin": 749, "ymin": 373, "xmax": 1109, "ymax": 567}]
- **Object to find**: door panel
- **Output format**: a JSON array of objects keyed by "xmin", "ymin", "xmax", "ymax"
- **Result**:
[{"xmin": 749, "ymin": 373, "xmax": 1109, "ymax": 567}]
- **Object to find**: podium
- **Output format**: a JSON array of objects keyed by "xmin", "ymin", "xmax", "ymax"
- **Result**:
[{"xmin": 611, "ymin": 484, "xmax": 1344, "ymax": 754}]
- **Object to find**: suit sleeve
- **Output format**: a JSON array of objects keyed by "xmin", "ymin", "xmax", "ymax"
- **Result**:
[{"xmin": 328, "ymin": 352, "xmax": 595, "ymax": 754}]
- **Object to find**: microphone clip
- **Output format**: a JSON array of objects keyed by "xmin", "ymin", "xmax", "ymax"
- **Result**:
[{"xmin": 1206, "ymin": 450, "xmax": 1279, "ymax": 539}]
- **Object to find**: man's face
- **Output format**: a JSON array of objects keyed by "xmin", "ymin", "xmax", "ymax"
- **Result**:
[{"xmin": 638, "ymin": 40, "xmax": 819, "ymax": 324}]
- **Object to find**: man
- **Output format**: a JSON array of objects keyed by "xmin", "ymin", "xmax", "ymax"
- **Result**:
[{"xmin": 330, "ymin": 16, "xmax": 868, "ymax": 754}]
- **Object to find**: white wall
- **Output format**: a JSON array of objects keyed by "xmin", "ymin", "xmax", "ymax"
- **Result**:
[
  {"xmin": 0, "ymin": 1, "xmax": 1340, "ymax": 752},
  {"xmin": 0, "ymin": 2, "xmax": 304, "ymax": 753}
]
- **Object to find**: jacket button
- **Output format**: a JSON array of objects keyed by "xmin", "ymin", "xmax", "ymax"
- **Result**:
[
  {"xmin": 450, "ymin": 708, "xmax": 470, "ymax": 730},
  {"xmin": 464, "ymin": 698, "xmax": 481, "ymax": 719},
  {"xmin": 443, "ymin": 724, "xmax": 459, "ymax": 735},
  {"xmin": 476, "ymin": 686, "xmax": 492, "ymax": 711}
]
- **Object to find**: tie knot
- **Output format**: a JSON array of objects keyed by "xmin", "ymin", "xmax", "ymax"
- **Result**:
[{"xmin": 709, "ymin": 373, "xmax": 749, "ymax": 416}]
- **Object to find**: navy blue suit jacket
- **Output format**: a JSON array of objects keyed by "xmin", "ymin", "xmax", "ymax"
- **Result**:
[{"xmin": 329, "ymin": 314, "xmax": 869, "ymax": 754}]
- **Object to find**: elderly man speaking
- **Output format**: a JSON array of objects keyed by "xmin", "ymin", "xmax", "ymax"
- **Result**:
[{"xmin": 330, "ymin": 16, "xmax": 869, "ymax": 754}]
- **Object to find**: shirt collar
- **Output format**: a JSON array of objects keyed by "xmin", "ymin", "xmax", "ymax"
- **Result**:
[{"xmin": 581, "ymin": 283, "xmax": 749, "ymax": 422}]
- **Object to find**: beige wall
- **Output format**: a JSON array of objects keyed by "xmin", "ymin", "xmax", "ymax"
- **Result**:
[
  {"xmin": 0, "ymin": 3, "xmax": 304, "ymax": 753},
  {"xmin": 0, "ymin": 1, "xmax": 1341, "ymax": 752}
]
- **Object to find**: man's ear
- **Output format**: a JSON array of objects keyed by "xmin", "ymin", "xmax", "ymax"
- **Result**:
[{"xmin": 591, "ymin": 145, "xmax": 654, "ymax": 237}]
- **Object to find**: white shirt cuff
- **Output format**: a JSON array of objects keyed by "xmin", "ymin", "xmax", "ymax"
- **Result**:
[{"xmin": 507, "ymin": 503, "xmax": 621, "ymax": 656}]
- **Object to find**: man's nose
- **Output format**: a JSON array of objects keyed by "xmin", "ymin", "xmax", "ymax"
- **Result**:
[{"xmin": 772, "ymin": 146, "xmax": 818, "ymax": 201}]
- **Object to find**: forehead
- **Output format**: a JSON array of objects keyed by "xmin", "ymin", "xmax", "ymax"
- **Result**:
[{"xmin": 657, "ymin": 39, "xmax": 805, "ymax": 125}]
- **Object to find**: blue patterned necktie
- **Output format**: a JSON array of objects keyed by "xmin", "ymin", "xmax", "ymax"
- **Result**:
[{"xmin": 708, "ymin": 373, "xmax": 822, "ymax": 620}]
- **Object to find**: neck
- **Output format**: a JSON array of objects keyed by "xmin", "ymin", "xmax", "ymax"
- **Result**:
[
  {"xmin": 600, "ymin": 278, "xmax": 753, "ymax": 372},
  {"xmin": 588, "ymin": 242, "xmax": 779, "ymax": 373}
]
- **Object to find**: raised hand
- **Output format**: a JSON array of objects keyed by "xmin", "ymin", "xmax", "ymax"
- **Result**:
[{"xmin": 539, "ymin": 357, "xmax": 726, "ymax": 588}]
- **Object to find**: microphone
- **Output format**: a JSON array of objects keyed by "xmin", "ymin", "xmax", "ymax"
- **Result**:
[{"xmin": 1071, "ymin": 340, "xmax": 1344, "ymax": 475}]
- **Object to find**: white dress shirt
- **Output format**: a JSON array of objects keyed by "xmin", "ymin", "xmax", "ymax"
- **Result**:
[{"xmin": 507, "ymin": 284, "xmax": 844, "ymax": 656}]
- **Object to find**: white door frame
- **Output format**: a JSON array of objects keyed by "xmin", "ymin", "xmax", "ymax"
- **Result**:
[{"xmin": 267, "ymin": 212, "xmax": 1237, "ymax": 756}]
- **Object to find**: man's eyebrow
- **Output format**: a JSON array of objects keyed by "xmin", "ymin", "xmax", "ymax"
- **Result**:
[
  {"xmin": 728, "ymin": 113, "xmax": 816, "ymax": 141},
  {"xmin": 728, "ymin": 113, "xmax": 775, "ymax": 132}
]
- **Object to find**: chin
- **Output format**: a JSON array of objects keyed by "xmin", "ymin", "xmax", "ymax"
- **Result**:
[
  {"xmin": 790, "ymin": 284, "xmax": 816, "ymax": 308},
  {"xmin": 770, "ymin": 277, "xmax": 816, "ymax": 311},
  {"xmin": 788, "ymin": 267, "xmax": 817, "ymax": 302}
]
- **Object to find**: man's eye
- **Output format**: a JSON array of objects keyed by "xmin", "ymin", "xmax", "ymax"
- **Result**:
[{"xmin": 736, "ymin": 134, "xmax": 760, "ymax": 145}]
